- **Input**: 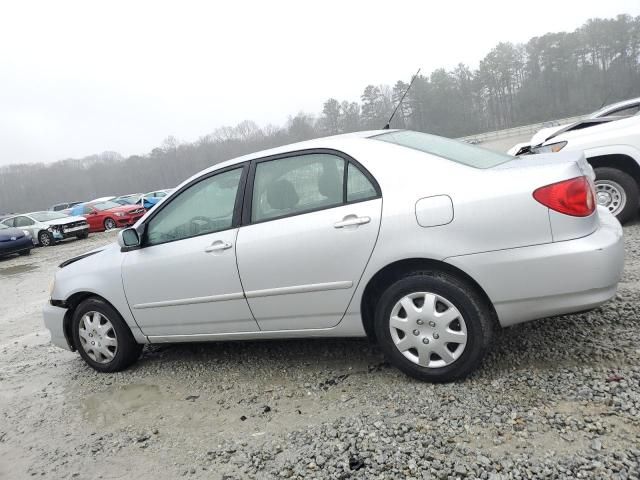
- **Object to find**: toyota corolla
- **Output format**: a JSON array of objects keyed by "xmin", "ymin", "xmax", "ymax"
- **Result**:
[{"xmin": 43, "ymin": 130, "xmax": 624, "ymax": 382}]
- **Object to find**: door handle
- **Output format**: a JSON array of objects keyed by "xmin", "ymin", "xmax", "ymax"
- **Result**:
[
  {"xmin": 204, "ymin": 240, "xmax": 233, "ymax": 253},
  {"xmin": 334, "ymin": 215, "xmax": 371, "ymax": 228}
]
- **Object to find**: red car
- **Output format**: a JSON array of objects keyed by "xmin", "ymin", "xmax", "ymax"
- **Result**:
[{"xmin": 71, "ymin": 201, "xmax": 145, "ymax": 232}]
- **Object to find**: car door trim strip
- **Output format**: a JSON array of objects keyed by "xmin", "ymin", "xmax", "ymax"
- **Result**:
[
  {"xmin": 133, "ymin": 292, "xmax": 245, "ymax": 309},
  {"xmin": 244, "ymin": 281, "xmax": 353, "ymax": 299}
]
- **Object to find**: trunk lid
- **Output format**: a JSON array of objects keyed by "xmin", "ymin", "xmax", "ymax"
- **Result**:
[{"xmin": 492, "ymin": 150, "xmax": 598, "ymax": 242}]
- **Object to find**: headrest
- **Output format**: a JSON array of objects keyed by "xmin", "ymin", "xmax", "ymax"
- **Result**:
[{"xmin": 266, "ymin": 179, "xmax": 299, "ymax": 210}]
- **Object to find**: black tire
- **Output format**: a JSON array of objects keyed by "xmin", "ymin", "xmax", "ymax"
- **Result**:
[
  {"xmin": 38, "ymin": 231, "xmax": 54, "ymax": 247},
  {"xmin": 594, "ymin": 167, "xmax": 639, "ymax": 224},
  {"xmin": 104, "ymin": 218, "xmax": 117, "ymax": 230},
  {"xmin": 19, "ymin": 249, "xmax": 31, "ymax": 256},
  {"xmin": 374, "ymin": 271, "xmax": 494, "ymax": 382},
  {"xmin": 72, "ymin": 297, "xmax": 142, "ymax": 373},
  {"xmin": 76, "ymin": 232, "xmax": 89, "ymax": 239}
]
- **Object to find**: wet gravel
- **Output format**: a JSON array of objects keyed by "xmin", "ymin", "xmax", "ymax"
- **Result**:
[{"xmin": 1, "ymin": 223, "xmax": 639, "ymax": 479}]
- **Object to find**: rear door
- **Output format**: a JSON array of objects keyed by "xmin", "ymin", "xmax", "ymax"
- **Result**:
[{"xmin": 235, "ymin": 151, "xmax": 382, "ymax": 331}]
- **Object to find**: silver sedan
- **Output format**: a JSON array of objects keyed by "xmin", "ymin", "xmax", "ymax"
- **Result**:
[{"xmin": 43, "ymin": 130, "xmax": 624, "ymax": 381}]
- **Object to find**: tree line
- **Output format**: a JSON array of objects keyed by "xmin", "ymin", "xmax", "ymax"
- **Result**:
[{"xmin": 1, "ymin": 14, "xmax": 639, "ymax": 213}]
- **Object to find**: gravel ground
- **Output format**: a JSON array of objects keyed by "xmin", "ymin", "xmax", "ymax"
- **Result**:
[{"xmin": 1, "ymin": 224, "xmax": 639, "ymax": 480}]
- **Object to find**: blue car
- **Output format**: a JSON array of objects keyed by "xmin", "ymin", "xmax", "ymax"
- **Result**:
[{"xmin": 0, "ymin": 223, "xmax": 33, "ymax": 258}]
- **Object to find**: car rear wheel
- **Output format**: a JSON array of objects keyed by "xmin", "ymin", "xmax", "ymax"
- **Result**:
[
  {"xmin": 72, "ymin": 298, "xmax": 142, "ymax": 372},
  {"xmin": 38, "ymin": 231, "xmax": 54, "ymax": 247},
  {"xmin": 104, "ymin": 218, "xmax": 117, "ymax": 230},
  {"xmin": 594, "ymin": 167, "xmax": 638, "ymax": 224},
  {"xmin": 374, "ymin": 271, "xmax": 494, "ymax": 382}
]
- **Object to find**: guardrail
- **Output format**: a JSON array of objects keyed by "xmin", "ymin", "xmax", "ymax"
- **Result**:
[{"xmin": 457, "ymin": 115, "xmax": 587, "ymax": 143}]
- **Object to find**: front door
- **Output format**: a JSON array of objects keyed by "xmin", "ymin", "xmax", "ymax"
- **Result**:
[
  {"xmin": 121, "ymin": 165, "xmax": 258, "ymax": 337},
  {"xmin": 236, "ymin": 152, "xmax": 382, "ymax": 331}
]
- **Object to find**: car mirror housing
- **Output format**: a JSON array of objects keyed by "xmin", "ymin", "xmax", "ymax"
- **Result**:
[{"xmin": 118, "ymin": 228, "xmax": 140, "ymax": 250}]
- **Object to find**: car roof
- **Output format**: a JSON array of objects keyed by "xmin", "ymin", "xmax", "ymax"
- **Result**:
[
  {"xmin": 192, "ymin": 129, "xmax": 393, "ymax": 177},
  {"xmin": 593, "ymin": 97, "xmax": 640, "ymax": 116}
]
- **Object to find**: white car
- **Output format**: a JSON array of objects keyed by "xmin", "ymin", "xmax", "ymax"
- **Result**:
[
  {"xmin": 43, "ymin": 130, "xmax": 624, "ymax": 382},
  {"xmin": 513, "ymin": 114, "xmax": 640, "ymax": 223},
  {"xmin": 508, "ymin": 97, "xmax": 640, "ymax": 156},
  {"xmin": 1, "ymin": 211, "xmax": 89, "ymax": 246}
]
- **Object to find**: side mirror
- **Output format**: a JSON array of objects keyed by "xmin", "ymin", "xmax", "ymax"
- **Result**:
[{"xmin": 117, "ymin": 227, "xmax": 140, "ymax": 250}]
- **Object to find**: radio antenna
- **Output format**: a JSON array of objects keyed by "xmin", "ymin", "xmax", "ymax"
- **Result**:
[{"xmin": 383, "ymin": 68, "xmax": 421, "ymax": 130}]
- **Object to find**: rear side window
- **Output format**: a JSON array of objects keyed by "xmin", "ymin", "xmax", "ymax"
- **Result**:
[
  {"xmin": 15, "ymin": 216, "xmax": 34, "ymax": 227},
  {"xmin": 373, "ymin": 130, "xmax": 511, "ymax": 169},
  {"xmin": 252, "ymin": 154, "xmax": 345, "ymax": 222},
  {"xmin": 347, "ymin": 163, "xmax": 377, "ymax": 202}
]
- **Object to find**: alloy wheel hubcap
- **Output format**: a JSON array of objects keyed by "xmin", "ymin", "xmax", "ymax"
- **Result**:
[
  {"xmin": 105, "ymin": 220, "xmax": 116, "ymax": 230},
  {"xmin": 595, "ymin": 180, "xmax": 626, "ymax": 216},
  {"xmin": 40, "ymin": 234, "xmax": 50, "ymax": 246},
  {"xmin": 78, "ymin": 311, "xmax": 118, "ymax": 364},
  {"xmin": 389, "ymin": 292, "xmax": 467, "ymax": 368}
]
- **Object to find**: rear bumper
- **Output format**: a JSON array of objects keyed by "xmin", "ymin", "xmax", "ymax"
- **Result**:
[
  {"xmin": 445, "ymin": 209, "xmax": 624, "ymax": 327},
  {"xmin": 43, "ymin": 303, "xmax": 72, "ymax": 350}
]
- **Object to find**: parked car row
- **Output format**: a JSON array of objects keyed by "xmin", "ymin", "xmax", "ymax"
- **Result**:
[{"xmin": 0, "ymin": 189, "xmax": 173, "ymax": 257}]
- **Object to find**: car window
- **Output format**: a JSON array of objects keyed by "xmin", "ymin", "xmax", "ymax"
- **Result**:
[
  {"xmin": 15, "ymin": 216, "xmax": 34, "ymax": 227},
  {"xmin": 251, "ymin": 154, "xmax": 346, "ymax": 222},
  {"xmin": 82, "ymin": 206, "xmax": 93, "ymax": 215},
  {"xmin": 1, "ymin": 218, "xmax": 15, "ymax": 227},
  {"xmin": 145, "ymin": 167, "xmax": 243, "ymax": 246},
  {"xmin": 93, "ymin": 201, "xmax": 120, "ymax": 211},
  {"xmin": 347, "ymin": 163, "xmax": 377, "ymax": 202},
  {"xmin": 606, "ymin": 105, "xmax": 640, "ymax": 117},
  {"xmin": 373, "ymin": 130, "xmax": 511, "ymax": 168}
]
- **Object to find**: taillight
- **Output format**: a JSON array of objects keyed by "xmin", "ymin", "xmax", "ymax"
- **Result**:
[{"xmin": 533, "ymin": 176, "xmax": 595, "ymax": 217}]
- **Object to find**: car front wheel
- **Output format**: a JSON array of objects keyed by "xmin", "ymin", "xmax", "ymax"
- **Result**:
[
  {"xmin": 594, "ymin": 167, "xmax": 638, "ymax": 224},
  {"xmin": 72, "ymin": 298, "xmax": 142, "ymax": 372},
  {"xmin": 374, "ymin": 271, "xmax": 494, "ymax": 382}
]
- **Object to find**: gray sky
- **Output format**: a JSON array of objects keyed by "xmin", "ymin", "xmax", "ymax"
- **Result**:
[{"xmin": 1, "ymin": 0, "xmax": 639, "ymax": 166}]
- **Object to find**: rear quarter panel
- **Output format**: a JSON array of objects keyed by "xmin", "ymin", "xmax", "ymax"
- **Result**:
[{"xmin": 329, "ymin": 138, "xmax": 584, "ymax": 324}]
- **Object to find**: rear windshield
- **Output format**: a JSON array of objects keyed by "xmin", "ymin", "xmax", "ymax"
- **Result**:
[{"xmin": 372, "ymin": 130, "xmax": 511, "ymax": 169}]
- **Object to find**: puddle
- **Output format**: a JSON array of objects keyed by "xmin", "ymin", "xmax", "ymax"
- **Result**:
[
  {"xmin": 0, "ymin": 264, "xmax": 38, "ymax": 276},
  {"xmin": 82, "ymin": 384, "xmax": 162, "ymax": 424}
]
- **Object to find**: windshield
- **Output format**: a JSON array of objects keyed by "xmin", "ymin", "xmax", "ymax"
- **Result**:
[
  {"xmin": 31, "ymin": 211, "xmax": 68, "ymax": 222},
  {"xmin": 372, "ymin": 130, "xmax": 511, "ymax": 169},
  {"xmin": 93, "ymin": 201, "xmax": 121, "ymax": 211},
  {"xmin": 0, "ymin": 223, "xmax": 8, "ymax": 230}
]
